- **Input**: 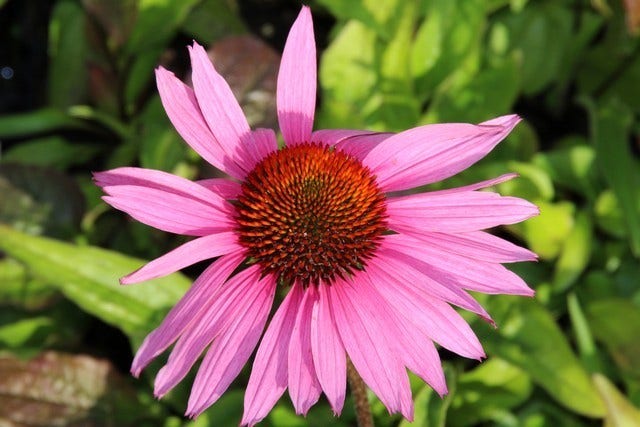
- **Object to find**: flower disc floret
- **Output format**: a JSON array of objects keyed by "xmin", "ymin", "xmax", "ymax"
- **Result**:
[{"xmin": 235, "ymin": 143, "xmax": 387, "ymax": 286}]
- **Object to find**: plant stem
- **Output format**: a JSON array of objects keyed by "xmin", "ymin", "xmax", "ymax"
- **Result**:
[{"xmin": 347, "ymin": 359, "xmax": 374, "ymax": 427}]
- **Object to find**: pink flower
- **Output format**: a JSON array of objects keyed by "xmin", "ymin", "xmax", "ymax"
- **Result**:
[{"xmin": 95, "ymin": 6, "xmax": 538, "ymax": 426}]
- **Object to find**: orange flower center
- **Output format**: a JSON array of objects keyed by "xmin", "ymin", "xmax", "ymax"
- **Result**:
[{"xmin": 235, "ymin": 143, "xmax": 387, "ymax": 287}]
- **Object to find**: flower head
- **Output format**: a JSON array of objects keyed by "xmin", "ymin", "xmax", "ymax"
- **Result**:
[{"xmin": 95, "ymin": 6, "xmax": 538, "ymax": 426}]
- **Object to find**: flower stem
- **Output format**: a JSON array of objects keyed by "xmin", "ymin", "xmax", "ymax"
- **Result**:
[{"xmin": 347, "ymin": 359, "xmax": 374, "ymax": 427}]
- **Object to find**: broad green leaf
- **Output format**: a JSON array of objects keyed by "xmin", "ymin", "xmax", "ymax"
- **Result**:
[
  {"xmin": 400, "ymin": 366, "xmax": 455, "ymax": 427},
  {"xmin": 0, "ymin": 258, "xmax": 57, "ymax": 309},
  {"xmin": 424, "ymin": 55, "xmax": 520, "ymax": 123},
  {"xmin": 48, "ymin": 0, "xmax": 87, "ymax": 108},
  {"xmin": 1, "ymin": 137, "xmax": 101, "ymax": 169},
  {"xmin": 137, "ymin": 96, "xmax": 187, "ymax": 172},
  {"xmin": 501, "ymin": 160, "xmax": 554, "ymax": 202},
  {"xmin": 182, "ymin": 0, "xmax": 246, "ymax": 42},
  {"xmin": 0, "ymin": 316, "xmax": 53, "ymax": 348},
  {"xmin": 587, "ymin": 99, "xmax": 640, "ymax": 256},
  {"xmin": 449, "ymin": 358, "xmax": 532, "ymax": 426},
  {"xmin": 553, "ymin": 211, "xmax": 593, "ymax": 292},
  {"xmin": 318, "ymin": 20, "xmax": 377, "ymax": 129},
  {"xmin": 0, "ymin": 108, "xmax": 89, "ymax": 138},
  {"xmin": 0, "ymin": 164, "xmax": 85, "ymax": 238},
  {"xmin": 532, "ymin": 143, "xmax": 599, "ymax": 201},
  {"xmin": 586, "ymin": 299, "xmax": 640, "ymax": 381},
  {"xmin": 501, "ymin": 2, "xmax": 572, "ymax": 94},
  {"xmin": 595, "ymin": 190, "xmax": 628, "ymax": 239},
  {"xmin": 0, "ymin": 225, "xmax": 190, "ymax": 342},
  {"xmin": 0, "ymin": 351, "xmax": 142, "ymax": 426},
  {"xmin": 521, "ymin": 200, "xmax": 575, "ymax": 259},
  {"xmin": 317, "ymin": 0, "xmax": 404, "ymax": 38},
  {"xmin": 479, "ymin": 298, "xmax": 606, "ymax": 417},
  {"xmin": 594, "ymin": 373, "xmax": 640, "ymax": 427},
  {"xmin": 412, "ymin": 0, "xmax": 485, "ymax": 100}
]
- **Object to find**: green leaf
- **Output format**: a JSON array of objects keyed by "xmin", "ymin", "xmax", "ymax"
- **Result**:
[
  {"xmin": 137, "ymin": 96, "xmax": 187, "ymax": 172},
  {"xmin": 0, "ymin": 164, "xmax": 85, "ymax": 238},
  {"xmin": 595, "ymin": 190, "xmax": 628, "ymax": 239},
  {"xmin": 318, "ymin": 20, "xmax": 377, "ymax": 129},
  {"xmin": 593, "ymin": 373, "xmax": 640, "ymax": 427},
  {"xmin": 317, "ymin": 0, "xmax": 404, "ymax": 38},
  {"xmin": 532, "ymin": 142, "xmax": 599, "ymax": 201},
  {"xmin": 521, "ymin": 200, "xmax": 575, "ymax": 259},
  {"xmin": 479, "ymin": 298, "xmax": 606, "ymax": 417},
  {"xmin": 449, "ymin": 358, "xmax": 532, "ymax": 426},
  {"xmin": 0, "ymin": 315, "xmax": 53, "ymax": 348},
  {"xmin": 501, "ymin": 2, "xmax": 572, "ymax": 94},
  {"xmin": 48, "ymin": 0, "xmax": 87, "ymax": 108},
  {"xmin": 399, "ymin": 366, "xmax": 455, "ymax": 427},
  {"xmin": 553, "ymin": 211, "xmax": 593, "ymax": 292},
  {"xmin": 0, "ymin": 108, "xmax": 90, "ymax": 138},
  {"xmin": 587, "ymin": 99, "xmax": 640, "ymax": 256},
  {"xmin": 0, "ymin": 225, "xmax": 190, "ymax": 342},
  {"xmin": 182, "ymin": 0, "xmax": 246, "ymax": 42},
  {"xmin": 1, "ymin": 137, "xmax": 101, "ymax": 169},
  {"xmin": 586, "ymin": 299, "xmax": 640, "ymax": 381}
]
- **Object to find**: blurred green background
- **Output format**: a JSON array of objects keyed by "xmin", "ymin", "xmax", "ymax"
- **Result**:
[{"xmin": 1, "ymin": 0, "xmax": 640, "ymax": 426}]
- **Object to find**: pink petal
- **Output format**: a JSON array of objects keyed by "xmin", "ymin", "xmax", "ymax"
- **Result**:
[
  {"xmin": 401, "ymin": 231, "xmax": 537, "ymax": 263},
  {"xmin": 288, "ymin": 285, "xmax": 322, "ymax": 415},
  {"xmin": 364, "ymin": 259, "xmax": 485, "ymax": 359},
  {"xmin": 102, "ymin": 186, "xmax": 233, "ymax": 236},
  {"xmin": 155, "ymin": 67, "xmax": 244, "ymax": 179},
  {"xmin": 387, "ymin": 190, "xmax": 539, "ymax": 233},
  {"xmin": 363, "ymin": 114, "xmax": 521, "ymax": 191},
  {"xmin": 130, "ymin": 252, "xmax": 244, "ymax": 376},
  {"xmin": 374, "ymin": 246, "xmax": 493, "ymax": 323},
  {"xmin": 383, "ymin": 234, "xmax": 534, "ymax": 296},
  {"xmin": 197, "ymin": 178, "xmax": 241, "ymax": 200},
  {"xmin": 121, "ymin": 232, "xmax": 243, "ymax": 284},
  {"xmin": 277, "ymin": 6, "xmax": 316, "ymax": 146},
  {"xmin": 154, "ymin": 265, "xmax": 264, "ymax": 398},
  {"xmin": 95, "ymin": 167, "xmax": 229, "ymax": 206},
  {"xmin": 311, "ymin": 282, "xmax": 346, "ymax": 415},
  {"xmin": 357, "ymin": 272, "xmax": 447, "ymax": 396},
  {"xmin": 189, "ymin": 42, "xmax": 253, "ymax": 175},
  {"xmin": 328, "ymin": 278, "xmax": 413, "ymax": 419},
  {"xmin": 186, "ymin": 269, "xmax": 277, "ymax": 416},
  {"xmin": 425, "ymin": 173, "xmax": 517, "ymax": 196},
  {"xmin": 335, "ymin": 132, "xmax": 394, "ymax": 161},
  {"xmin": 247, "ymin": 128, "xmax": 278, "ymax": 167},
  {"xmin": 242, "ymin": 283, "xmax": 304, "ymax": 426}
]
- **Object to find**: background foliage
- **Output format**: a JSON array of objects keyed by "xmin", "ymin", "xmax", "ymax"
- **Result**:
[{"xmin": 1, "ymin": 0, "xmax": 640, "ymax": 426}]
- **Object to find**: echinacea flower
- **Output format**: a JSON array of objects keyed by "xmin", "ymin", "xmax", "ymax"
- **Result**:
[{"xmin": 95, "ymin": 6, "xmax": 538, "ymax": 426}]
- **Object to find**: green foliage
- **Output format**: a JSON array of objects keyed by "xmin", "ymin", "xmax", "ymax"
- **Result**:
[{"xmin": 2, "ymin": 0, "xmax": 640, "ymax": 425}]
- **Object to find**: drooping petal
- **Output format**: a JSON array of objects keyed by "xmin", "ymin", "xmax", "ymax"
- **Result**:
[
  {"xmin": 155, "ymin": 67, "xmax": 244, "ymax": 179},
  {"xmin": 197, "ymin": 178, "xmax": 242, "ymax": 200},
  {"xmin": 94, "ymin": 167, "xmax": 230, "ymax": 207},
  {"xmin": 374, "ymin": 245, "xmax": 493, "ymax": 322},
  {"xmin": 424, "ymin": 173, "xmax": 517, "ymax": 196},
  {"xmin": 399, "ymin": 231, "xmax": 537, "ymax": 263},
  {"xmin": 364, "ymin": 259, "xmax": 485, "ymax": 360},
  {"xmin": 186, "ymin": 269, "xmax": 277, "ymax": 417},
  {"xmin": 363, "ymin": 115, "xmax": 521, "ymax": 191},
  {"xmin": 288, "ymin": 285, "xmax": 322, "ymax": 415},
  {"xmin": 121, "ymin": 232, "xmax": 242, "ymax": 284},
  {"xmin": 387, "ymin": 190, "xmax": 539, "ymax": 234},
  {"xmin": 102, "ymin": 186, "xmax": 233, "ymax": 236},
  {"xmin": 311, "ymin": 282, "xmax": 346, "ymax": 414},
  {"xmin": 242, "ymin": 283, "xmax": 304, "ymax": 426},
  {"xmin": 357, "ymin": 271, "xmax": 447, "ymax": 396},
  {"xmin": 328, "ymin": 278, "xmax": 413, "ymax": 420},
  {"xmin": 277, "ymin": 6, "xmax": 316, "ymax": 146},
  {"xmin": 383, "ymin": 234, "xmax": 534, "ymax": 296},
  {"xmin": 130, "ymin": 252, "xmax": 244, "ymax": 376},
  {"xmin": 154, "ymin": 265, "xmax": 264, "ymax": 398},
  {"xmin": 189, "ymin": 42, "xmax": 253, "ymax": 175}
]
